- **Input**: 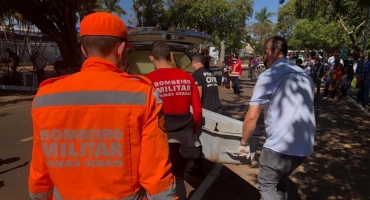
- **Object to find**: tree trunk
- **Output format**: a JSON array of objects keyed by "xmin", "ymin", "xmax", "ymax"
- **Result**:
[
  {"xmin": 56, "ymin": 33, "xmax": 81, "ymax": 71},
  {"xmin": 361, "ymin": 7, "xmax": 370, "ymax": 72},
  {"xmin": 220, "ymin": 37, "xmax": 225, "ymax": 63},
  {"xmin": 337, "ymin": 19, "xmax": 362, "ymax": 52}
]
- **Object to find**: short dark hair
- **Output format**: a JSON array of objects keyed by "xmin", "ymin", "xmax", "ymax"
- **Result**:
[
  {"xmin": 151, "ymin": 40, "xmax": 171, "ymax": 60},
  {"xmin": 296, "ymin": 59, "xmax": 303, "ymax": 64},
  {"xmin": 81, "ymin": 36, "xmax": 124, "ymax": 56},
  {"xmin": 192, "ymin": 53, "xmax": 204, "ymax": 64},
  {"xmin": 264, "ymin": 36, "xmax": 288, "ymax": 57}
]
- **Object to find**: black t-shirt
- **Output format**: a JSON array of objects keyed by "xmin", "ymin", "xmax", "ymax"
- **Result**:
[{"xmin": 192, "ymin": 67, "xmax": 222, "ymax": 111}]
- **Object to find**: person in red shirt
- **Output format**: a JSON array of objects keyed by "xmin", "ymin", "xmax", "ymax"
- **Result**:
[
  {"xmin": 230, "ymin": 55, "xmax": 243, "ymax": 95},
  {"xmin": 145, "ymin": 40, "xmax": 202, "ymax": 200},
  {"xmin": 328, "ymin": 55, "xmax": 345, "ymax": 100}
]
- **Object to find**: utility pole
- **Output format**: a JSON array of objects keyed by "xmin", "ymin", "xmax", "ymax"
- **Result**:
[{"xmin": 220, "ymin": 32, "xmax": 226, "ymax": 63}]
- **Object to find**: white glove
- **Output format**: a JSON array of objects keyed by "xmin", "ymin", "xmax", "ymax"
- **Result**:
[{"xmin": 237, "ymin": 145, "xmax": 251, "ymax": 159}]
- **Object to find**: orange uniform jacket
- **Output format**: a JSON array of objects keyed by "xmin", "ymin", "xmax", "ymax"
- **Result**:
[{"xmin": 29, "ymin": 57, "xmax": 177, "ymax": 200}]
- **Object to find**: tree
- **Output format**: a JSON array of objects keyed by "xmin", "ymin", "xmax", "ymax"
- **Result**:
[
  {"xmin": 294, "ymin": 0, "xmax": 368, "ymax": 51},
  {"xmin": 131, "ymin": 0, "xmax": 254, "ymax": 60},
  {"xmin": 1, "ymin": 0, "xmax": 102, "ymax": 70},
  {"xmin": 131, "ymin": 0, "xmax": 165, "ymax": 26},
  {"xmin": 255, "ymin": 7, "xmax": 275, "ymax": 25},
  {"xmin": 99, "ymin": 0, "xmax": 126, "ymax": 17},
  {"xmin": 275, "ymin": 0, "xmax": 296, "ymax": 41},
  {"xmin": 248, "ymin": 7, "xmax": 276, "ymax": 55},
  {"xmin": 289, "ymin": 18, "xmax": 351, "ymax": 53}
]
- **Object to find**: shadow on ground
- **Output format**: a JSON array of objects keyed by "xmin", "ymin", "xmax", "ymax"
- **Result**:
[
  {"xmin": 0, "ymin": 157, "xmax": 29, "ymax": 175},
  {"xmin": 291, "ymin": 97, "xmax": 370, "ymax": 199},
  {"xmin": 199, "ymin": 77, "xmax": 370, "ymax": 200}
]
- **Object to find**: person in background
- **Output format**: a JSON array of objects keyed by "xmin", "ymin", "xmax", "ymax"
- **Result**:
[
  {"xmin": 6, "ymin": 47, "xmax": 20, "ymax": 77},
  {"xmin": 187, "ymin": 53, "xmax": 223, "ymax": 177},
  {"xmin": 357, "ymin": 53, "xmax": 370, "ymax": 107},
  {"xmin": 311, "ymin": 57, "xmax": 325, "ymax": 96},
  {"xmin": 341, "ymin": 66, "xmax": 354, "ymax": 97},
  {"xmin": 323, "ymin": 52, "xmax": 343, "ymax": 98},
  {"xmin": 32, "ymin": 48, "xmax": 48, "ymax": 86},
  {"xmin": 296, "ymin": 59, "xmax": 303, "ymax": 69},
  {"xmin": 238, "ymin": 36, "xmax": 315, "ymax": 200},
  {"xmin": 146, "ymin": 40, "xmax": 202, "ymax": 200},
  {"xmin": 324, "ymin": 55, "xmax": 345, "ymax": 100},
  {"xmin": 230, "ymin": 56, "xmax": 242, "ymax": 95},
  {"xmin": 203, "ymin": 51, "xmax": 211, "ymax": 71},
  {"xmin": 304, "ymin": 60, "xmax": 312, "ymax": 75},
  {"xmin": 250, "ymin": 55, "xmax": 260, "ymax": 80},
  {"xmin": 288, "ymin": 52, "xmax": 295, "ymax": 64},
  {"xmin": 228, "ymin": 56, "xmax": 234, "ymax": 89},
  {"xmin": 221, "ymin": 61, "xmax": 228, "ymax": 90},
  {"xmin": 28, "ymin": 12, "xmax": 177, "ymax": 200}
]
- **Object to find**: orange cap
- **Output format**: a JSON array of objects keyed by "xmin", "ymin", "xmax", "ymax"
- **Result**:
[{"xmin": 80, "ymin": 12, "xmax": 134, "ymax": 50}]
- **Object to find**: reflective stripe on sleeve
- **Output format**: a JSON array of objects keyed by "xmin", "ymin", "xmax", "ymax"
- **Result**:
[
  {"xmin": 29, "ymin": 188, "xmax": 53, "ymax": 200},
  {"xmin": 53, "ymin": 187, "xmax": 148, "ymax": 200},
  {"xmin": 147, "ymin": 183, "xmax": 176, "ymax": 200},
  {"xmin": 33, "ymin": 91, "xmax": 146, "ymax": 108}
]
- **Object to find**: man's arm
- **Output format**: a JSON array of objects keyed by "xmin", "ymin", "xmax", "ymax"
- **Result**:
[
  {"xmin": 239, "ymin": 74, "xmax": 270, "ymax": 152},
  {"xmin": 139, "ymin": 87, "xmax": 177, "ymax": 200},
  {"xmin": 28, "ymin": 113, "xmax": 54, "ymax": 200},
  {"xmin": 241, "ymin": 105, "xmax": 263, "ymax": 144},
  {"xmin": 191, "ymin": 80, "xmax": 202, "ymax": 134},
  {"xmin": 197, "ymin": 86, "xmax": 202, "ymax": 99},
  {"xmin": 192, "ymin": 74, "xmax": 203, "ymax": 100}
]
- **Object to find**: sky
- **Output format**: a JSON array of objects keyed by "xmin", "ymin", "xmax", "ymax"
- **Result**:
[{"xmin": 119, "ymin": 0, "xmax": 284, "ymax": 26}]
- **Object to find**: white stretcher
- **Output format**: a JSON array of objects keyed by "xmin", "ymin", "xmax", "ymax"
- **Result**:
[{"xmin": 194, "ymin": 108, "xmax": 264, "ymax": 165}]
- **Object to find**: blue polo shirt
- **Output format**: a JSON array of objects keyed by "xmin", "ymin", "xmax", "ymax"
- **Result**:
[{"xmin": 250, "ymin": 58, "xmax": 316, "ymax": 157}]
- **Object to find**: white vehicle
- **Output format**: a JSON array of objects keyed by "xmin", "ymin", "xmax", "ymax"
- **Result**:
[
  {"xmin": 209, "ymin": 47, "xmax": 219, "ymax": 64},
  {"xmin": 127, "ymin": 27, "xmax": 211, "ymax": 75},
  {"xmin": 127, "ymin": 27, "xmax": 264, "ymax": 164}
]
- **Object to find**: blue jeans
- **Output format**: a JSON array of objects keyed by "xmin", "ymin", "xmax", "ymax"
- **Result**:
[
  {"xmin": 357, "ymin": 79, "xmax": 370, "ymax": 106},
  {"xmin": 232, "ymin": 76, "xmax": 240, "ymax": 94},
  {"xmin": 258, "ymin": 148, "xmax": 306, "ymax": 200}
]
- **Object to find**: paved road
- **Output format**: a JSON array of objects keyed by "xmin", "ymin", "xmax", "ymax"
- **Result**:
[
  {"xmin": 0, "ymin": 90, "xmax": 34, "ymax": 199},
  {"xmin": 0, "ymin": 68, "xmax": 253, "ymax": 200},
  {"xmin": 1, "ymin": 67, "xmax": 370, "ymax": 200}
]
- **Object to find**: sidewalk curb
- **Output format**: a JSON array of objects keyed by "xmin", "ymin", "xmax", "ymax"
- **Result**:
[{"xmin": 346, "ymin": 96, "xmax": 370, "ymax": 117}]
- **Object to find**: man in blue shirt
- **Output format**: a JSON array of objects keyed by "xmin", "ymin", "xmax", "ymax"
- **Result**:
[
  {"xmin": 357, "ymin": 54, "xmax": 370, "ymax": 107},
  {"xmin": 237, "ymin": 36, "xmax": 316, "ymax": 200}
]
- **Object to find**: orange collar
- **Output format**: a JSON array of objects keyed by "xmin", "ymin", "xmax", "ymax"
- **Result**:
[{"xmin": 81, "ymin": 57, "xmax": 123, "ymax": 73}]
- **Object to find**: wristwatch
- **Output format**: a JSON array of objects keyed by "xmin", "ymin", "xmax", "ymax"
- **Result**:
[{"xmin": 240, "ymin": 141, "xmax": 249, "ymax": 146}]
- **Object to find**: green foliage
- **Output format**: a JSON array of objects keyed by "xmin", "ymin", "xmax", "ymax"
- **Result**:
[
  {"xmin": 0, "ymin": 0, "xmax": 108, "ymax": 70},
  {"xmin": 294, "ymin": 0, "xmax": 368, "ymax": 50},
  {"xmin": 275, "ymin": 0, "xmax": 296, "ymax": 40},
  {"xmin": 247, "ymin": 7, "xmax": 276, "ymax": 55},
  {"xmin": 131, "ymin": 0, "xmax": 253, "ymax": 54},
  {"xmin": 131, "ymin": 0, "xmax": 165, "ymax": 26},
  {"xmin": 255, "ymin": 7, "xmax": 276, "ymax": 25},
  {"xmin": 289, "ymin": 18, "xmax": 351, "ymax": 52},
  {"xmin": 99, "ymin": 0, "xmax": 126, "ymax": 17}
]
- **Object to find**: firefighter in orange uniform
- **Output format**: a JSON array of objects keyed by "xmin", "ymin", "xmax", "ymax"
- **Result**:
[{"xmin": 28, "ymin": 12, "xmax": 177, "ymax": 200}]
